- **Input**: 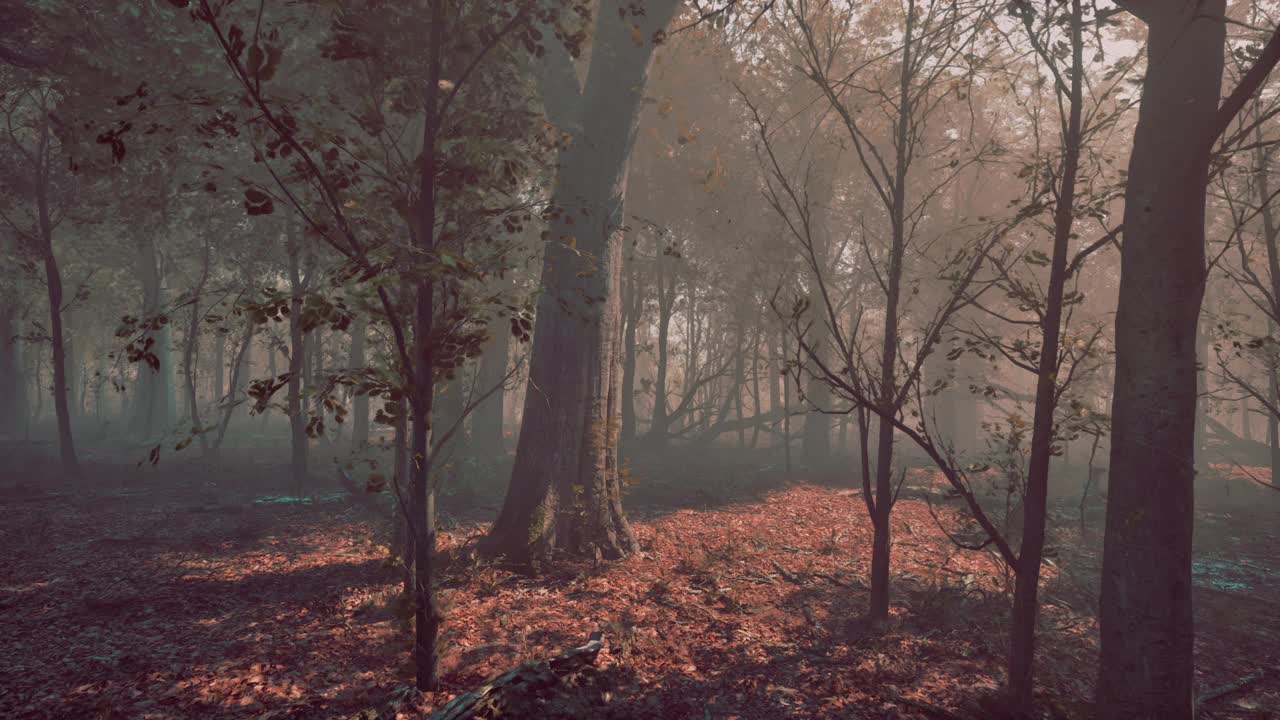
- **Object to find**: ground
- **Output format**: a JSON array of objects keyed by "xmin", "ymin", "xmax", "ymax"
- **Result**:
[{"xmin": 0, "ymin": 449, "xmax": 1277, "ymax": 719}]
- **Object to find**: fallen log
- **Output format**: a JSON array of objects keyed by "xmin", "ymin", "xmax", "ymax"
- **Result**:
[{"xmin": 427, "ymin": 631, "xmax": 606, "ymax": 720}]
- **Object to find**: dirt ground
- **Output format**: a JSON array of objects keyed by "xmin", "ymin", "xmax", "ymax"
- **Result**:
[{"xmin": 0, "ymin": 446, "xmax": 1276, "ymax": 719}]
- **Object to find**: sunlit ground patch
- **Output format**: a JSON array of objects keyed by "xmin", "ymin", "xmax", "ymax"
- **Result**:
[
  {"xmin": 1192, "ymin": 554, "xmax": 1280, "ymax": 593},
  {"xmin": 252, "ymin": 492, "xmax": 346, "ymax": 506}
]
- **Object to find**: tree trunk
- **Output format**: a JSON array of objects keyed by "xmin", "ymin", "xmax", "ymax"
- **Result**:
[
  {"xmin": 433, "ymin": 376, "xmax": 467, "ymax": 492},
  {"xmin": 649, "ymin": 244, "xmax": 674, "ymax": 443},
  {"xmin": 802, "ymin": 152, "xmax": 836, "ymax": 466},
  {"xmin": 392, "ymin": 405, "xmax": 411, "ymax": 585},
  {"xmin": 0, "ymin": 275, "xmax": 26, "ymax": 437},
  {"xmin": 212, "ymin": 314, "xmax": 255, "ymax": 453},
  {"xmin": 410, "ymin": 3, "xmax": 445, "ymax": 690},
  {"xmin": 1097, "ymin": 5, "xmax": 1225, "ymax": 718},
  {"xmin": 483, "ymin": 0, "xmax": 679, "ymax": 563},
  {"xmin": 750, "ymin": 328, "xmax": 763, "ymax": 449},
  {"xmin": 734, "ymin": 323, "xmax": 746, "ymax": 449},
  {"xmin": 783, "ymin": 328, "xmax": 793, "ymax": 474},
  {"xmin": 867, "ymin": 0, "xmax": 916, "ymax": 622},
  {"xmin": 1271, "ymin": 359, "xmax": 1280, "ymax": 482},
  {"xmin": 348, "ymin": 313, "xmax": 369, "ymax": 449},
  {"xmin": 1241, "ymin": 396, "xmax": 1251, "ymax": 442},
  {"xmin": 286, "ymin": 227, "xmax": 308, "ymax": 493},
  {"xmin": 263, "ymin": 334, "xmax": 275, "ymax": 431},
  {"xmin": 474, "ymin": 307, "xmax": 510, "ymax": 457},
  {"xmin": 1008, "ymin": 2, "xmax": 1083, "ymax": 709},
  {"xmin": 130, "ymin": 231, "xmax": 176, "ymax": 439},
  {"xmin": 1195, "ymin": 302, "xmax": 1209, "ymax": 470},
  {"xmin": 311, "ymin": 327, "xmax": 331, "ymax": 447},
  {"xmin": 64, "ymin": 324, "xmax": 79, "ymax": 425},
  {"xmin": 1254, "ymin": 137, "xmax": 1280, "ymax": 482},
  {"xmin": 33, "ymin": 115, "xmax": 78, "ymax": 474},
  {"xmin": 43, "ymin": 248, "xmax": 78, "ymax": 473},
  {"xmin": 182, "ymin": 239, "xmax": 212, "ymax": 455},
  {"xmin": 620, "ymin": 251, "xmax": 641, "ymax": 447},
  {"xmin": 211, "ymin": 327, "xmax": 224, "ymax": 407},
  {"xmin": 32, "ymin": 353, "xmax": 44, "ymax": 429}
]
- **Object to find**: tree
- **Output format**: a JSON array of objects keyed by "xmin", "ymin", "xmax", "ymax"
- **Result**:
[
  {"xmin": 0, "ymin": 86, "xmax": 81, "ymax": 475},
  {"xmin": 776, "ymin": 0, "xmax": 999, "ymax": 620},
  {"xmin": 483, "ymin": 0, "xmax": 682, "ymax": 563},
  {"xmin": 191, "ymin": 0, "xmax": 561, "ymax": 691},
  {"xmin": 1097, "ymin": 2, "xmax": 1280, "ymax": 716}
]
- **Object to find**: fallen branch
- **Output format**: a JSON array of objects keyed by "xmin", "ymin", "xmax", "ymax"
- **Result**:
[
  {"xmin": 427, "ymin": 632, "xmax": 606, "ymax": 720},
  {"xmin": 812, "ymin": 571, "xmax": 852, "ymax": 588},
  {"xmin": 1196, "ymin": 671, "xmax": 1265, "ymax": 715},
  {"xmin": 771, "ymin": 560, "xmax": 804, "ymax": 585},
  {"xmin": 883, "ymin": 691, "xmax": 978, "ymax": 720}
]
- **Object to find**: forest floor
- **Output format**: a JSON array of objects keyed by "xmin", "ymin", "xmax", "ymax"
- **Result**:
[{"xmin": 1, "ymin": 447, "xmax": 1277, "ymax": 719}]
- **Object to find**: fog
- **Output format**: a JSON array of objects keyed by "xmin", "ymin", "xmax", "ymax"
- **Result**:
[{"xmin": 2, "ymin": 1, "xmax": 1278, "ymax": 718}]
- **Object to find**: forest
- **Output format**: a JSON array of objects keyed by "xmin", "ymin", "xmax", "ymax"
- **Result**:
[{"xmin": 1, "ymin": 0, "xmax": 1279, "ymax": 718}]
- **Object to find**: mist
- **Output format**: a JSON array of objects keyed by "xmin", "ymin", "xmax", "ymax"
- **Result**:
[{"xmin": 2, "ymin": 1, "xmax": 1278, "ymax": 718}]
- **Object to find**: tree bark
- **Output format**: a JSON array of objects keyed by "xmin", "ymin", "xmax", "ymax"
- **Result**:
[
  {"xmin": 1097, "ymin": 4, "xmax": 1225, "ymax": 718},
  {"xmin": 483, "ymin": 0, "xmax": 679, "ymax": 563}
]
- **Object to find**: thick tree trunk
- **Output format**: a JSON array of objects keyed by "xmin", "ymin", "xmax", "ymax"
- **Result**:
[
  {"xmin": 1097, "ymin": 5, "xmax": 1225, "ymax": 719},
  {"xmin": 1254, "ymin": 141, "xmax": 1280, "ymax": 482},
  {"xmin": 483, "ymin": 0, "xmax": 678, "ymax": 563}
]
